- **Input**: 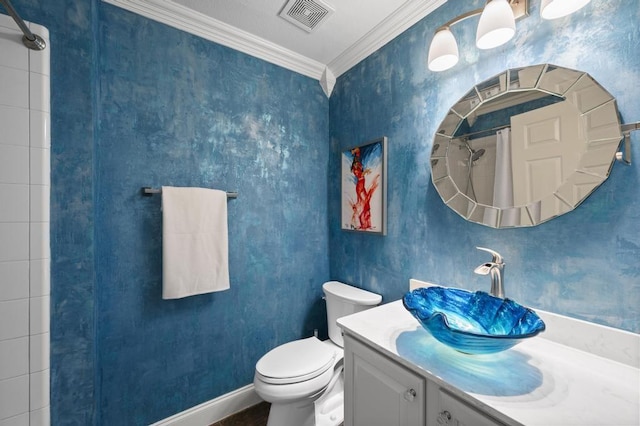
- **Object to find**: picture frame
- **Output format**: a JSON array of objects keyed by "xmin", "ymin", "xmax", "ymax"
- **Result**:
[{"xmin": 341, "ymin": 136, "xmax": 387, "ymax": 235}]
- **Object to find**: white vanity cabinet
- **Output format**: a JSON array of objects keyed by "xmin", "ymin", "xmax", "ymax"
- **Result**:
[
  {"xmin": 338, "ymin": 299, "xmax": 640, "ymax": 426},
  {"xmin": 344, "ymin": 334, "xmax": 507, "ymax": 426},
  {"xmin": 344, "ymin": 335, "xmax": 425, "ymax": 426}
]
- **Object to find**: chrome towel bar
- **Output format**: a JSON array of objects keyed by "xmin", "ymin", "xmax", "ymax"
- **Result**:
[{"xmin": 141, "ymin": 187, "xmax": 238, "ymax": 199}]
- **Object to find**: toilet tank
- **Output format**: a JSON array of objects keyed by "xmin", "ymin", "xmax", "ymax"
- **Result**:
[{"xmin": 323, "ymin": 281, "xmax": 382, "ymax": 347}]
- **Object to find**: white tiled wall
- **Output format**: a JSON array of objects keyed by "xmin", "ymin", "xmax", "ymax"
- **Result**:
[{"xmin": 0, "ymin": 13, "xmax": 50, "ymax": 426}]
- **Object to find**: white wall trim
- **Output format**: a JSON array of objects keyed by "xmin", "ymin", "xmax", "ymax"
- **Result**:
[
  {"xmin": 102, "ymin": 0, "xmax": 326, "ymax": 80},
  {"xmin": 150, "ymin": 384, "xmax": 263, "ymax": 426},
  {"xmin": 102, "ymin": 0, "xmax": 446, "ymax": 84},
  {"xmin": 328, "ymin": 0, "xmax": 447, "ymax": 77}
]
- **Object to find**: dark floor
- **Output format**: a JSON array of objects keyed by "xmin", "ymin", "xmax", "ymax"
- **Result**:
[{"xmin": 210, "ymin": 402, "xmax": 271, "ymax": 426}]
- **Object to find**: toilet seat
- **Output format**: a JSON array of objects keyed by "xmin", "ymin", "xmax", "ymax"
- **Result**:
[{"xmin": 256, "ymin": 337, "xmax": 337, "ymax": 385}]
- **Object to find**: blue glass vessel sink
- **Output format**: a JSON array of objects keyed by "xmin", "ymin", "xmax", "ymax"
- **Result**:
[{"xmin": 403, "ymin": 287, "xmax": 545, "ymax": 354}]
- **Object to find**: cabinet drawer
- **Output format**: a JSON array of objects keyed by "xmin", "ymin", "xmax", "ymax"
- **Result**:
[{"xmin": 435, "ymin": 388, "xmax": 505, "ymax": 426}]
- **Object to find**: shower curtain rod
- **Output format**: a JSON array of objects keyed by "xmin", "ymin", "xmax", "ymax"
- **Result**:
[
  {"xmin": 454, "ymin": 123, "xmax": 511, "ymax": 141},
  {"xmin": 0, "ymin": 0, "xmax": 45, "ymax": 50}
]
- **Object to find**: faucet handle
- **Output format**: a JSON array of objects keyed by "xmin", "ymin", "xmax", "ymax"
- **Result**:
[{"xmin": 476, "ymin": 246, "xmax": 504, "ymax": 264}]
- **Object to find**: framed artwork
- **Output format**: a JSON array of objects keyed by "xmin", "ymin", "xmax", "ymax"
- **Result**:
[{"xmin": 341, "ymin": 136, "xmax": 387, "ymax": 235}]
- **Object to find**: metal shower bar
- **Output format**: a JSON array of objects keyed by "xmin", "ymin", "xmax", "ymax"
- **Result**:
[
  {"xmin": 0, "ymin": 0, "xmax": 45, "ymax": 50},
  {"xmin": 453, "ymin": 123, "xmax": 512, "ymax": 141}
]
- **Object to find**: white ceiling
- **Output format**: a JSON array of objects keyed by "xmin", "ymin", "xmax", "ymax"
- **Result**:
[{"xmin": 104, "ymin": 0, "xmax": 447, "ymax": 94}]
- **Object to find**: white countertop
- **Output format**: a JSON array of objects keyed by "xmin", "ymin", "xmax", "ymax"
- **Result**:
[{"xmin": 338, "ymin": 300, "xmax": 640, "ymax": 426}]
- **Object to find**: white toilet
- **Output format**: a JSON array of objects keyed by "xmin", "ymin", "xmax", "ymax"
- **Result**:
[{"xmin": 253, "ymin": 281, "xmax": 382, "ymax": 426}]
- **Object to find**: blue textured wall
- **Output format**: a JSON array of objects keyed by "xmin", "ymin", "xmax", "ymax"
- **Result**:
[
  {"xmin": 9, "ymin": 0, "xmax": 329, "ymax": 424},
  {"xmin": 8, "ymin": 0, "xmax": 640, "ymax": 424},
  {"xmin": 329, "ymin": 0, "xmax": 640, "ymax": 333},
  {"xmin": 94, "ymin": 4, "xmax": 329, "ymax": 425}
]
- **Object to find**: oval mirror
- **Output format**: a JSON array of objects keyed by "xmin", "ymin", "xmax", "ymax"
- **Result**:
[{"xmin": 431, "ymin": 64, "xmax": 623, "ymax": 228}]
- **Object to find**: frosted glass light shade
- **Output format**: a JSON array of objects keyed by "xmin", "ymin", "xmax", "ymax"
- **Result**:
[
  {"xmin": 541, "ymin": 0, "xmax": 591, "ymax": 19},
  {"xmin": 476, "ymin": 0, "xmax": 516, "ymax": 50},
  {"xmin": 428, "ymin": 28, "xmax": 459, "ymax": 72}
]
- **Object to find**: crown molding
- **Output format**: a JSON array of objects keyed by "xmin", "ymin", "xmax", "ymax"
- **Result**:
[
  {"xmin": 103, "ymin": 0, "xmax": 326, "ymax": 80},
  {"xmin": 102, "ymin": 0, "xmax": 445, "ymax": 89},
  {"xmin": 328, "ymin": 0, "xmax": 447, "ymax": 77}
]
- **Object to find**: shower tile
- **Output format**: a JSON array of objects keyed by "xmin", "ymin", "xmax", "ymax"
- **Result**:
[
  {"xmin": 29, "ymin": 41, "xmax": 50, "ymax": 77},
  {"xmin": 29, "ymin": 333, "xmax": 49, "ymax": 373},
  {"xmin": 29, "ymin": 111, "xmax": 49, "ymax": 148},
  {"xmin": 0, "ymin": 12, "xmax": 17, "ymax": 29},
  {"xmin": 26, "ymin": 22, "xmax": 49, "ymax": 40},
  {"xmin": 29, "ymin": 149, "xmax": 50, "ymax": 186},
  {"xmin": 0, "ymin": 13, "xmax": 49, "ymax": 426},
  {"xmin": 0, "ymin": 12, "xmax": 15, "ymax": 29},
  {"xmin": 29, "ymin": 296, "xmax": 49, "ymax": 335},
  {"xmin": 0, "ymin": 66, "xmax": 28, "ymax": 108},
  {"xmin": 0, "ymin": 261, "xmax": 29, "ymax": 301},
  {"xmin": 0, "ymin": 26, "xmax": 28, "ymax": 72},
  {"xmin": 29, "ymin": 223, "xmax": 50, "ymax": 261},
  {"xmin": 29, "ymin": 406, "xmax": 49, "ymax": 426},
  {"xmin": 29, "ymin": 186, "xmax": 50, "ymax": 223},
  {"xmin": 0, "ymin": 146, "xmax": 28, "ymax": 184},
  {"xmin": 29, "ymin": 259, "xmax": 50, "ymax": 297},
  {"xmin": 28, "ymin": 72, "xmax": 49, "ymax": 113},
  {"xmin": 0, "ymin": 412, "xmax": 28, "ymax": 426},
  {"xmin": 0, "ymin": 337, "xmax": 28, "ymax": 380},
  {"xmin": 0, "ymin": 184, "xmax": 29, "ymax": 222},
  {"xmin": 0, "ymin": 299, "xmax": 28, "ymax": 340},
  {"xmin": 29, "ymin": 369, "xmax": 49, "ymax": 411},
  {"xmin": 0, "ymin": 375, "xmax": 28, "ymax": 420},
  {"xmin": 0, "ymin": 223, "xmax": 28, "ymax": 262},
  {"xmin": 0, "ymin": 105, "xmax": 29, "ymax": 147}
]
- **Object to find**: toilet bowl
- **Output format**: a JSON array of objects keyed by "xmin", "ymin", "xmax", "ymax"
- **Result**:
[
  {"xmin": 254, "ymin": 337, "xmax": 343, "ymax": 426},
  {"xmin": 253, "ymin": 281, "xmax": 382, "ymax": 426}
]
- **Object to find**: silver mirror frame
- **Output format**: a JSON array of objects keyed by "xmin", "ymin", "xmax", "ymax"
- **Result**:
[{"xmin": 431, "ymin": 64, "xmax": 623, "ymax": 228}]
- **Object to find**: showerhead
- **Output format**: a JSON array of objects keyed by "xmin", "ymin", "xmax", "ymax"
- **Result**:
[{"xmin": 471, "ymin": 148, "xmax": 486, "ymax": 162}]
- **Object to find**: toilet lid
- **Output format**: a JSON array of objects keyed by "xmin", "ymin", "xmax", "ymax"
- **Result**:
[{"xmin": 256, "ymin": 337, "xmax": 336, "ymax": 385}]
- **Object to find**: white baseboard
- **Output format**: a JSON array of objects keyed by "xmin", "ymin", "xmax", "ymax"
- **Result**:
[{"xmin": 150, "ymin": 384, "xmax": 263, "ymax": 426}]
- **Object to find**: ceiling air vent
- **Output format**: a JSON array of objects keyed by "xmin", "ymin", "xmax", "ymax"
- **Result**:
[{"xmin": 279, "ymin": 0, "xmax": 335, "ymax": 33}]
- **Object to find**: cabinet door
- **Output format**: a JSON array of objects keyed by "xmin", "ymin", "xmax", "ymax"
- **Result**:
[
  {"xmin": 344, "ymin": 335, "xmax": 425, "ymax": 426},
  {"xmin": 428, "ymin": 383, "xmax": 505, "ymax": 426}
]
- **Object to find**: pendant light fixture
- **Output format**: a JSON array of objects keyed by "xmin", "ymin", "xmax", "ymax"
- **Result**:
[{"xmin": 427, "ymin": 0, "xmax": 592, "ymax": 72}]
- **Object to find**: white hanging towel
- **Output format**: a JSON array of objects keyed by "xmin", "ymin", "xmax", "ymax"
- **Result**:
[{"xmin": 161, "ymin": 186, "xmax": 230, "ymax": 299}]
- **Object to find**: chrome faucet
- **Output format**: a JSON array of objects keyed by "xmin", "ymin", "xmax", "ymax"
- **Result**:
[{"xmin": 474, "ymin": 247, "xmax": 505, "ymax": 298}]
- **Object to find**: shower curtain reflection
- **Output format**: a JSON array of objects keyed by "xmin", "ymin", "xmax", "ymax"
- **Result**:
[
  {"xmin": 493, "ymin": 128, "xmax": 517, "ymax": 226},
  {"xmin": 481, "ymin": 128, "xmax": 514, "ymax": 226}
]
